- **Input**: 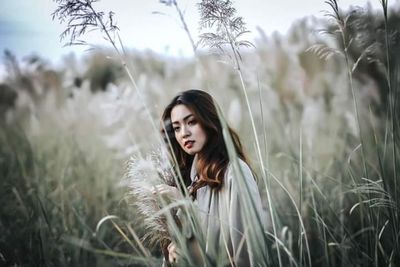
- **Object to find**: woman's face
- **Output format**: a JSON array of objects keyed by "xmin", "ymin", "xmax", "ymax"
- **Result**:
[{"xmin": 170, "ymin": 104, "xmax": 207, "ymax": 155}]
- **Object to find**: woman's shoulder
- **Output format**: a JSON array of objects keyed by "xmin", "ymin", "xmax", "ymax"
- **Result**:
[{"xmin": 225, "ymin": 158, "xmax": 255, "ymax": 183}]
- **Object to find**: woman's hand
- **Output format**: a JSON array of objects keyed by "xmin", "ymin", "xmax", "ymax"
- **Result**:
[
  {"xmin": 152, "ymin": 184, "xmax": 181, "ymax": 201},
  {"xmin": 167, "ymin": 242, "xmax": 178, "ymax": 264}
]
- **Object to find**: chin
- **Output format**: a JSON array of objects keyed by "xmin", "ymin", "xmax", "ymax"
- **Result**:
[
  {"xmin": 185, "ymin": 150, "xmax": 197, "ymax": 155},
  {"xmin": 184, "ymin": 147, "xmax": 200, "ymax": 155}
]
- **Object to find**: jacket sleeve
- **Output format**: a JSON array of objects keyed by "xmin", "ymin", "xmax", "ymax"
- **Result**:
[{"xmin": 225, "ymin": 160, "xmax": 265, "ymax": 267}]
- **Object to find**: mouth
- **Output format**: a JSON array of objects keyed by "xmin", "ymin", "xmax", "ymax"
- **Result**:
[{"xmin": 184, "ymin": 140, "xmax": 195, "ymax": 149}]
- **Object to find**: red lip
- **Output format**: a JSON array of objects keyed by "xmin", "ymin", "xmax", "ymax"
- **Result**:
[{"xmin": 184, "ymin": 140, "xmax": 194, "ymax": 148}]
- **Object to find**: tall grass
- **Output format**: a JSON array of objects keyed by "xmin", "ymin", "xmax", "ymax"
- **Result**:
[{"xmin": 0, "ymin": 122, "xmax": 142, "ymax": 266}]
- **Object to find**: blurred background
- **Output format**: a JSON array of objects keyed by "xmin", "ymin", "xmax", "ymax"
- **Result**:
[
  {"xmin": 0, "ymin": 0, "xmax": 385, "ymax": 62},
  {"xmin": 1, "ymin": 0, "xmax": 400, "ymax": 266}
]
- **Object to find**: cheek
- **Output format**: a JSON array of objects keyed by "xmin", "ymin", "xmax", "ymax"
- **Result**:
[{"xmin": 198, "ymin": 128, "xmax": 208, "ymax": 143}]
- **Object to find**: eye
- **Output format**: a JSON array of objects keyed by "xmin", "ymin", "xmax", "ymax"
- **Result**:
[
  {"xmin": 173, "ymin": 126, "xmax": 180, "ymax": 132},
  {"xmin": 188, "ymin": 119, "xmax": 197, "ymax": 125}
]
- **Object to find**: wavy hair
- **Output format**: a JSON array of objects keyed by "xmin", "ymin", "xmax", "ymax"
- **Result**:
[{"xmin": 161, "ymin": 90, "xmax": 248, "ymax": 193}]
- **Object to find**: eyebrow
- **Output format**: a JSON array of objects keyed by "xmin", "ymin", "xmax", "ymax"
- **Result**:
[{"xmin": 172, "ymin": 114, "xmax": 194, "ymax": 125}]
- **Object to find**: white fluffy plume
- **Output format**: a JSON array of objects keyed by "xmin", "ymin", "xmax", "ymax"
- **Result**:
[{"xmin": 125, "ymin": 147, "xmax": 177, "ymax": 248}]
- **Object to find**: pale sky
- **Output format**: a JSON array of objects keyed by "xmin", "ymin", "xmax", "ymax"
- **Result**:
[{"xmin": 0, "ymin": 0, "xmax": 391, "ymax": 62}]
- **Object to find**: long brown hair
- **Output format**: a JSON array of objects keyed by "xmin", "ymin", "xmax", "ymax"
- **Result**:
[{"xmin": 161, "ymin": 90, "xmax": 248, "ymax": 192}]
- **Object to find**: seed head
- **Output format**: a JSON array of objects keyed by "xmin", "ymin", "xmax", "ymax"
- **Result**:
[
  {"xmin": 52, "ymin": 0, "xmax": 119, "ymax": 46},
  {"xmin": 197, "ymin": 0, "xmax": 253, "ymax": 68}
]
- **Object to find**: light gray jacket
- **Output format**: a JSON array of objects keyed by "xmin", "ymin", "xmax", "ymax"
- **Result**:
[{"xmin": 187, "ymin": 155, "xmax": 267, "ymax": 266}]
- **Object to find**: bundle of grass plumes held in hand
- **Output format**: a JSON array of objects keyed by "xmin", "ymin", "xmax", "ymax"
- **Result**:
[{"xmin": 126, "ymin": 147, "xmax": 180, "ymax": 249}]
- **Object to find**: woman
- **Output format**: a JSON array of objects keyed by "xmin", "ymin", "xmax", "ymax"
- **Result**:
[{"xmin": 155, "ymin": 89, "xmax": 266, "ymax": 266}]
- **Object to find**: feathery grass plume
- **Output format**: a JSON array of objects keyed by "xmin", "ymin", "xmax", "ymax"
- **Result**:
[
  {"xmin": 126, "ymin": 147, "xmax": 177, "ymax": 249},
  {"xmin": 197, "ymin": 0, "xmax": 253, "ymax": 70},
  {"xmin": 52, "ymin": 0, "xmax": 119, "ymax": 47},
  {"xmin": 306, "ymin": 43, "xmax": 342, "ymax": 61}
]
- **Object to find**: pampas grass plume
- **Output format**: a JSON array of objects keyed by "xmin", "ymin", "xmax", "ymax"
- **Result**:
[{"xmin": 126, "ymin": 147, "xmax": 176, "ymax": 248}]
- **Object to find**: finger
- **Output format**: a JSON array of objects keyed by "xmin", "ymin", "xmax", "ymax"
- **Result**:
[
  {"xmin": 159, "ymin": 188, "xmax": 173, "ymax": 195},
  {"xmin": 155, "ymin": 185, "xmax": 167, "ymax": 193},
  {"xmin": 156, "ymin": 184, "xmax": 166, "ymax": 190},
  {"xmin": 168, "ymin": 252, "xmax": 176, "ymax": 263},
  {"xmin": 152, "ymin": 185, "xmax": 166, "ymax": 195},
  {"xmin": 151, "ymin": 186, "xmax": 157, "ymax": 194},
  {"xmin": 169, "ymin": 254, "xmax": 177, "ymax": 263},
  {"xmin": 170, "ymin": 244, "xmax": 178, "ymax": 256}
]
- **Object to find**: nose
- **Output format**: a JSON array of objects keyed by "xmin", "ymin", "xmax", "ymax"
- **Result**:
[{"xmin": 181, "ymin": 125, "xmax": 190, "ymax": 138}]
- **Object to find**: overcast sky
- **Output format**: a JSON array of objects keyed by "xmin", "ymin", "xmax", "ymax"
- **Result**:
[{"xmin": 0, "ymin": 0, "xmax": 391, "ymax": 62}]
